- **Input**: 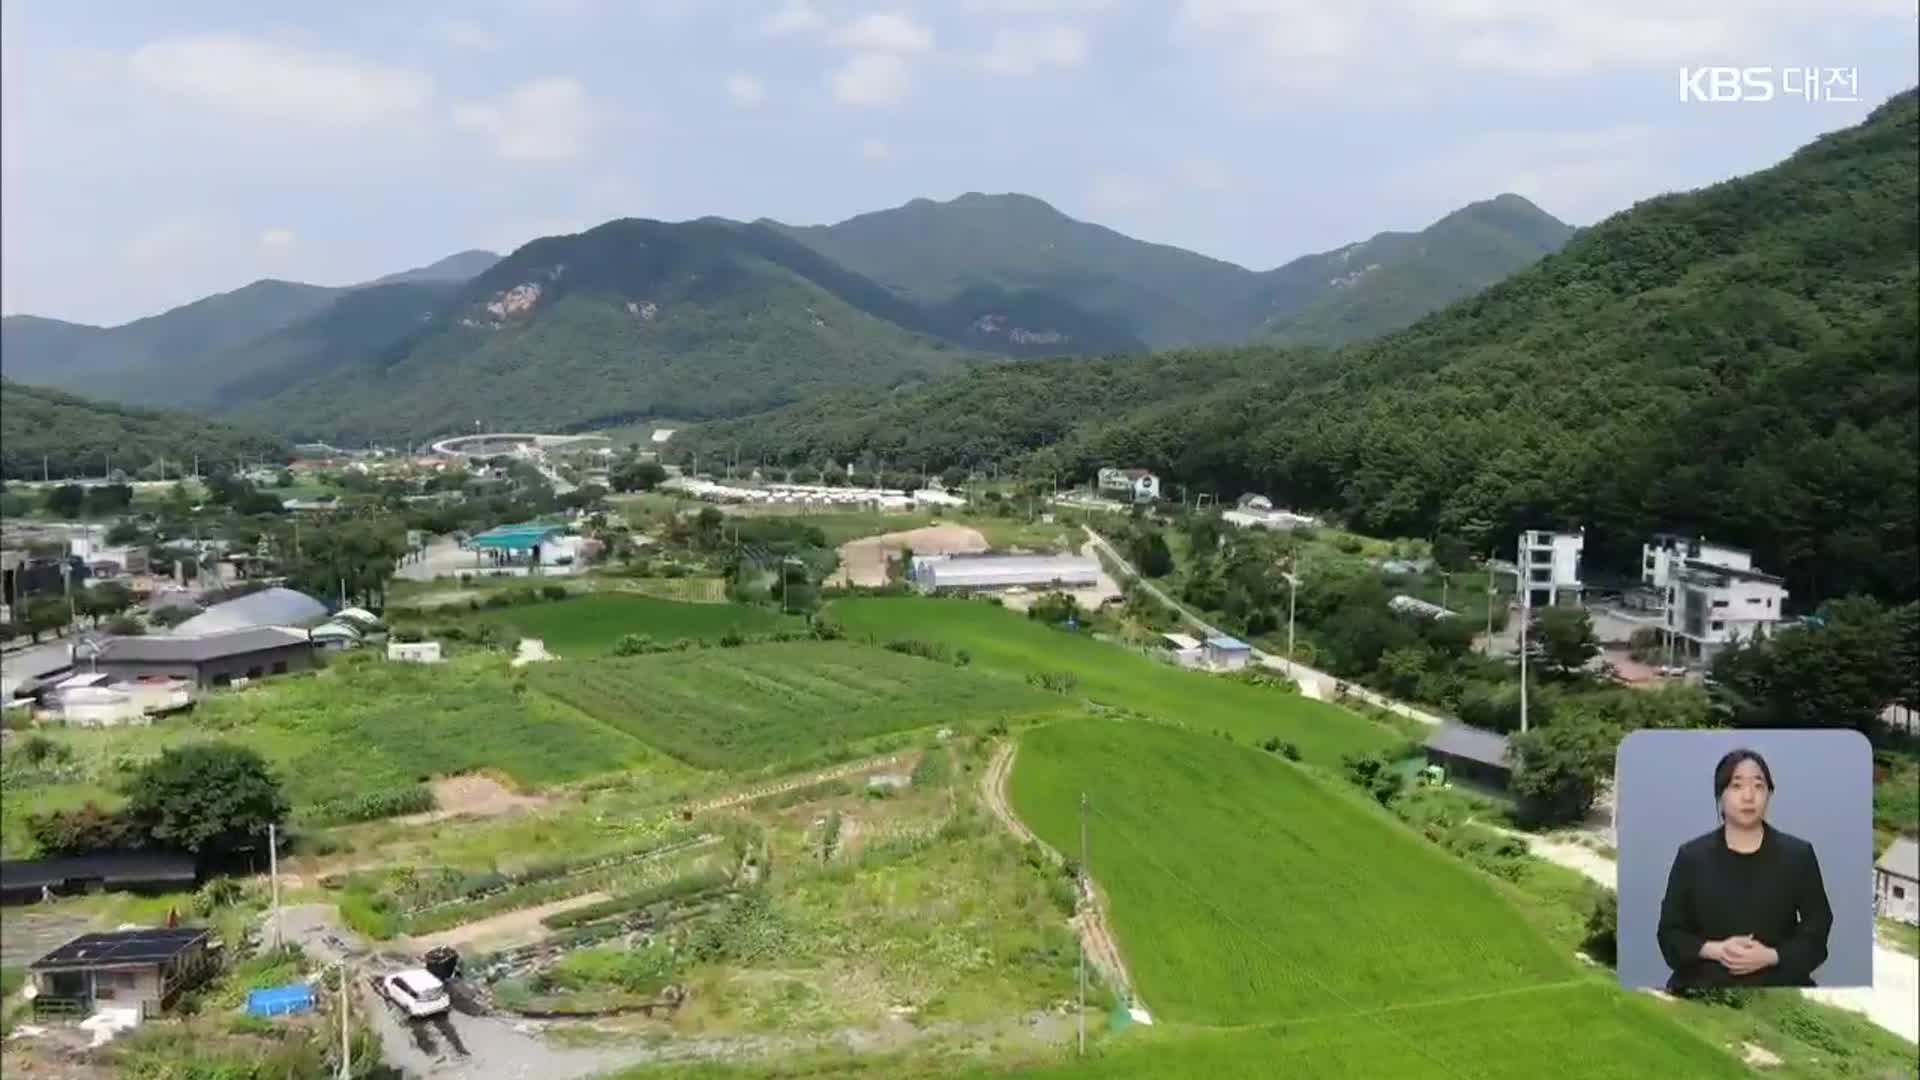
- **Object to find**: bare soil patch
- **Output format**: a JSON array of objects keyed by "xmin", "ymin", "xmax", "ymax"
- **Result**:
[
  {"xmin": 832, "ymin": 525, "xmax": 989, "ymax": 587},
  {"xmin": 393, "ymin": 772, "xmax": 549, "ymax": 827}
]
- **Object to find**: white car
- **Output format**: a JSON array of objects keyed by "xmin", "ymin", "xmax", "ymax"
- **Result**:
[
  {"xmin": 379, "ymin": 969, "xmax": 450, "ymax": 1019},
  {"xmin": 1657, "ymin": 665, "xmax": 1689, "ymax": 677}
]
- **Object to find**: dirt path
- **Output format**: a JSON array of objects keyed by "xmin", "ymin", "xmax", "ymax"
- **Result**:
[
  {"xmin": 982, "ymin": 742, "xmax": 1142, "ymax": 1013},
  {"xmin": 405, "ymin": 892, "xmax": 613, "ymax": 952},
  {"xmin": 394, "ymin": 774, "xmax": 549, "ymax": 827},
  {"xmin": 831, "ymin": 525, "xmax": 988, "ymax": 587},
  {"xmin": 683, "ymin": 752, "xmax": 913, "ymax": 816}
]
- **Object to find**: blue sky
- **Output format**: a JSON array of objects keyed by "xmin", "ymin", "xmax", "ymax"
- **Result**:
[{"xmin": 3, "ymin": 0, "xmax": 1915, "ymax": 325}]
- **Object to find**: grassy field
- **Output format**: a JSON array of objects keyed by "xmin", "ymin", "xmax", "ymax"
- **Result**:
[
  {"xmin": 530, "ymin": 641, "xmax": 1056, "ymax": 770},
  {"xmin": 3, "ymin": 655, "xmax": 658, "ymax": 847},
  {"xmin": 1005, "ymin": 719, "xmax": 1748, "ymax": 1077},
  {"xmin": 827, "ymin": 597, "xmax": 1397, "ymax": 764},
  {"xmin": 459, "ymin": 594, "xmax": 800, "ymax": 656}
]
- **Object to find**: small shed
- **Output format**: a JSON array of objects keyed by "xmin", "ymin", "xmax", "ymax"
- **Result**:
[
  {"xmin": 1204, "ymin": 635, "xmax": 1252, "ymax": 671},
  {"xmin": 1875, "ymin": 836, "xmax": 1919, "ymax": 925},
  {"xmin": 1423, "ymin": 725, "xmax": 1513, "ymax": 790},
  {"xmin": 27, "ymin": 927, "xmax": 217, "ymax": 1020}
]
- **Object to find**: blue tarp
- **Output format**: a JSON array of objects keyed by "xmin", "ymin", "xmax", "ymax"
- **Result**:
[{"xmin": 245, "ymin": 982, "xmax": 314, "ymax": 1017}]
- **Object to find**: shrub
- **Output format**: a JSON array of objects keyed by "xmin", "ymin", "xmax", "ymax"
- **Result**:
[
  {"xmin": 541, "ymin": 584, "xmax": 569, "ymax": 601},
  {"xmin": 1582, "ymin": 893, "xmax": 1618, "ymax": 965},
  {"xmin": 300, "ymin": 785, "xmax": 436, "ymax": 827},
  {"xmin": 612, "ymin": 633, "xmax": 663, "ymax": 656},
  {"xmin": 193, "ymin": 876, "xmax": 247, "ymax": 916},
  {"xmin": 1026, "ymin": 670, "xmax": 1079, "ymax": 694}
]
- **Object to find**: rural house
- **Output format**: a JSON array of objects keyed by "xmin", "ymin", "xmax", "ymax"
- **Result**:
[
  {"xmin": 1096, "ymin": 467, "xmax": 1160, "ymax": 503},
  {"xmin": 1876, "ymin": 836, "xmax": 1918, "ymax": 925},
  {"xmin": 91, "ymin": 627, "xmax": 317, "ymax": 690},
  {"xmin": 1423, "ymin": 725, "xmax": 1513, "ymax": 790},
  {"xmin": 26, "ymin": 927, "xmax": 218, "ymax": 1020}
]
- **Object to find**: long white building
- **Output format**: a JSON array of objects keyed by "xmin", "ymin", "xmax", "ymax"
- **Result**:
[{"xmin": 912, "ymin": 554, "xmax": 1100, "ymax": 593}]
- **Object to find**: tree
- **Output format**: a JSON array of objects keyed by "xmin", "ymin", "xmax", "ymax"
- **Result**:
[
  {"xmin": 1532, "ymin": 607, "xmax": 1599, "ymax": 676},
  {"xmin": 104, "ymin": 613, "xmax": 145, "ymax": 635},
  {"xmin": 27, "ymin": 802, "xmax": 146, "ymax": 855},
  {"xmin": 123, "ymin": 744, "xmax": 289, "ymax": 856},
  {"xmin": 43, "ymin": 484, "xmax": 85, "ymax": 517},
  {"xmin": 149, "ymin": 604, "xmax": 198, "ymax": 629},
  {"xmin": 1582, "ymin": 893, "xmax": 1619, "ymax": 965},
  {"xmin": 23, "ymin": 597, "xmax": 69, "ymax": 642},
  {"xmin": 1710, "ymin": 595, "xmax": 1903, "ymax": 733},
  {"xmin": 1509, "ymin": 709, "xmax": 1619, "ymax": 827},
  {"xmin": 77, "ymin": 581, "xmax": 132, "ymax": 625},
  {"xmin": 83, "ymin": 484, "xmax": 133, "ymax": 516},
  {"xmin": 284, "ymin": 515, "xmax": 406, "ymax": 609},
  {"xmin": 1028, "ymin": 591, "xmax": 1080, "ymax": 627},
  {"xmin": 1130, "ymin": 529, "xmax": 1174, "ymax": 578},
  {"xmin": 105, "ymin": 520, "xmax": 143, "ymax": 545},
  {"xmin": 1432, "ymin": 534, "xmax": 1473, "ymax": 573},
  {"xmin": 275, "ymin": 470, "xmax": 295, "ymax": 488},
  {"xmin": 611, "ymin": 460, "xmax": 667, "ymax": 493},
  {"xmin": 1340, "ymin": 752, "xmax": 1405, "ymax": 806},
  {"xmin": 1187, "ymin": 513, "xmax": 1224, "ymax": 558}
]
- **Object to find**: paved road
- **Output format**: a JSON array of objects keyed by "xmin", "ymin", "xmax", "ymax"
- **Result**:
[
  {"xmin": 1486, "ymin": 831, "xmax": 1919, "ymax": 1044},
  {"xmin": 1082, "ymin": 526, "xmax": 1445, "ymax": 727}
]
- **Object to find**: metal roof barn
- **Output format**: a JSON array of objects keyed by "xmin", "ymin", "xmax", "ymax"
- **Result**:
[
  {"xmin": 919, "ymin": 555, "xmax": 1101, "ymax": 591},
  {"xmin": 173, "ymin": 587, "xmax": 328, "ymax": 636}
]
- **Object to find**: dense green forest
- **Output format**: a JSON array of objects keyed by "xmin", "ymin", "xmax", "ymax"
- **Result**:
[
  {"xmin": 0, "ymin": 380, "xmax": 288, "ymax": 480},
  {"xmin": 686, "ymin": 91, "xmax": 1920, "ymax": 605}
]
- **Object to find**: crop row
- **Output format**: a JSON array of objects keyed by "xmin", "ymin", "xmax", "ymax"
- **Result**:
[{"xmin": 540, "ymin": 867, "xmax": 736, "ymax": 929}]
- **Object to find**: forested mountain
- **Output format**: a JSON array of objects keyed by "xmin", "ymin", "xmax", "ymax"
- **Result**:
[
  {"xmin": 223, "ymin": 218, "xmax": 1006, "ymax": 443},
  {"xmin": 0, "ymin": 249, "xmax": 499, "ymax": 406},
  {"xmin": 685, "ymin": 90, "xmax": 1920, "ymax": 605},
  {"xmin": 364, "ymin": 249, "xmax": 500, "ymax": 288},
  {"xmin": 1250, "ymin": 194, "xmax": 1577, "ymax": 345},
  {"xmin": 1, "ymin": 280, "xmax": 342, "ymax": 392},
  {"xmin": 0, "ymin": 380, "xmax": 287, "ymax": 480},
  {"xmin": 769, "ymin": 191, "xmax": 1573, "ymax": 347}
]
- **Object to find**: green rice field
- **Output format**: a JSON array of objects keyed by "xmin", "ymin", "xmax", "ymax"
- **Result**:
[
  {"xmin": 828, "ymin": 597, "xmax": 1396, "ymax": 764},
  {"xmin": 465, "ymin": 594, "xmax": 800, "ymax": 656},
  {"xmin": 529, "ymin": 641, "xmax": 1057, "ymax": 770},
  {"xmin": 1005, "ymin": 719, "xmax": 1745, "ymax": 1078}
]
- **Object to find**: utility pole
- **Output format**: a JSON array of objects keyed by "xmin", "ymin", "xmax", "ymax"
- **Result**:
[
  {"xmin": 1441, "ymin": 571, "xmax": 1450, "ymax": 614},
  {"xmin": 1485, "ymin": 558, "xmax": 1495, "ymax": 656},
  {"xmin": 268, "ymin": 823, "xmax": 281, "ymax": 948},
  {"xmin": 1518, "ymin": 573, "xmax": 1531, "ymax": 735},
  {"xmin": 1285, "ymin": 569, "xmax": 1300, "ymax": 674},
  {"xmin": 1078, "ymin": 791, "xmax": 1088, "ymax": 1057}
]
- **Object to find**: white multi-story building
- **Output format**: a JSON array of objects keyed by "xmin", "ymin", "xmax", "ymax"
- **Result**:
[
  {"xmin": 1665, "ymin": 558, "xmax": 1788, "ymax": 663},
  {"xmin": 1518, "ymin": 529, "xmax": 1584, "ymax": 609},
  {"xmin": 1096, "ymin": 468, "xmax": 1160, "ymax": 503},
  {"xmin": 1642, "ymin": 533, "xmax": 1754, "ymax": 591}
]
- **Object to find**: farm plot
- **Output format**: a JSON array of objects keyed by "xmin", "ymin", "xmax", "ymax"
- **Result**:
[
  {"xmin": 829, "ymin": 597, "xmax": 1396, "ymax": 764},
  {"xmin": 9, "ymin": 656, "xmax": 654, "ymax": 829},
  {"xmin": 1007, "ymin": 719, "xmax": 1747, "ymax": 1078},
  {"xmin": 530, "ymin": 642, "xmax": 1054, "ymax": 770},
  {"xmin": 459, "ymin": 594, "xmax": 799, "ymax": 656}
]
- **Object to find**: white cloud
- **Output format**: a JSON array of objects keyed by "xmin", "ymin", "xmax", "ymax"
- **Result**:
[
  {"xmin": 453, "ymin": 77, "xmax": 594, "ymax": 162},
  {"xmin": 832, "ymin": 12, "xmax": 935, "ymax": 52},
  {"xmin": 981, "ymin": 24, "xmax": 1089, "ymax": 74},
  {"xmin": 427, "ymin": 17, "xmax": 502, "ymax": 51},
  {"xmin": 1087, "ymin": 172, "xmax": 1157, "ymax": 214},
  {"xmin": 758, "ymin": 0, "xmax": 825, "ymax": 35},
  {"xmin": 1172, "ymin": 0, "xmax": 1910, "ymax": 88},
  {"xmin": 829, "ymin": 53, "xmax": 913, "ymax": 106},
  {"xmin": 126, "ymin": 34, "xmax": 432, "ymax": 128},
  {"xmin": 257, "ymin": 228, "xmax": 297, "ymax": 257},
  {"xmin": 726, "ymin": 72, "xmax": 767, "ymax": 107},
  {"xmin": 859, "ymin": 136, "xmax": 892, "ymax": 160}
]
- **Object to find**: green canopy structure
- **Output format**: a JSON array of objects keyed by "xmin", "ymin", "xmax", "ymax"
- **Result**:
[{"xmin": 467, "ymin": 522, "xmax": 565, "ymax": 550}]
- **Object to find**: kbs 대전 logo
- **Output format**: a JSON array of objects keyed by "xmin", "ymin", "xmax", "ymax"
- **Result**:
[{"xmin": 1679, "ymin": 67, "xmax": 1860, "ymax": 103}]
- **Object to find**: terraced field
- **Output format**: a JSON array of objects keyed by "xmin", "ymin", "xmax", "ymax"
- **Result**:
[
  {"xmin": 528, "ymin": 641, "xmax": 1057, "ymax": 769},
  {"xmin": 829, "ymin": 597, "xmax": 1397, "ymax": 764},
  {"xmin": 1006, "ymin": 719, "xmax": 1746, "ymax": 1078}
]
